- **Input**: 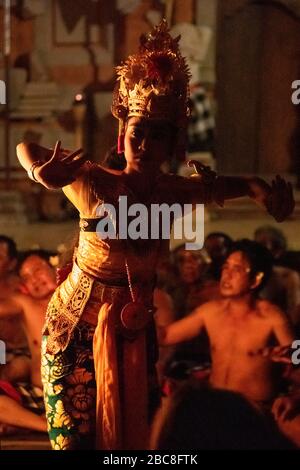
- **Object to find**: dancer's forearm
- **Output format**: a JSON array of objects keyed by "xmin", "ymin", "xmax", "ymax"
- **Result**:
[{"xmin": 16, "ymin": 142, "xmax": 53, "ymax": 172}]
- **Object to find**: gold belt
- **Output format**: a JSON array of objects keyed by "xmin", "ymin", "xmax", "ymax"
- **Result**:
[{"xmin": 61, "ymin": 262, "xmax": 154, "ymax": 327}]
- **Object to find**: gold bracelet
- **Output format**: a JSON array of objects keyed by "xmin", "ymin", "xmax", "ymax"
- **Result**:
[{"xmin": 28, "ymin": 160, "xmax": 43, "ymax": 182}]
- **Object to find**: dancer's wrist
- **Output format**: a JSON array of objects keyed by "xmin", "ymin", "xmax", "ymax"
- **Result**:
[{"xmin": 28, "ymin": 160, "xmax": 43, "ymax": 183}]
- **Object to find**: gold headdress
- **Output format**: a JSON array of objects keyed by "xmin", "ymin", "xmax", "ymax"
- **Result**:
[{"xmin": 111, "ymin": 20, "xmax": 191, "ymax": 157}]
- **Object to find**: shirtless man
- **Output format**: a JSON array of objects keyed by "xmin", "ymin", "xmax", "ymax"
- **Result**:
[
  {"xmin": 160, "ymin": 239, "xmax": 295, "ymax": 404},
  {"xmin": 0, "ymin": 251, "xmax": 56, "ymax": 433},
  {"xmin": 0, "ymin": 236, "xmax": 29, "ymax": 382},
  {"xmin": 0, "ymin": 236, "xmax": 18, "ymax": 292}
]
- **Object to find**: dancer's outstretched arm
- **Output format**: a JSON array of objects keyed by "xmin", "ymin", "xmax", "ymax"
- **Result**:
[
  {"xmin": 16, "ymin": 140, "xmax": 85, "ymax": 189},
  {"xmin": 187, "ymin": 160, "xmax": 295, "ymax": 222}
]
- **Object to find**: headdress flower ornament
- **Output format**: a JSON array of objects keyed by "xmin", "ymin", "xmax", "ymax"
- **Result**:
[{"xmin": 111, "ymin": 20, "xmax": 191, "ymax": 158}]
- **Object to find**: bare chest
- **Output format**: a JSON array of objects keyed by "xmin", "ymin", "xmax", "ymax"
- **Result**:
[{"xmin": 208, "ymin": 312, "xmax": 272, "ymax": 356}]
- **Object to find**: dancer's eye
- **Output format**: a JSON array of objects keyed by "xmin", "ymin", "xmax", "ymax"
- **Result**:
[{"xmin": 131, "ymin": 127, "xmax": 143, "ymax": 139}]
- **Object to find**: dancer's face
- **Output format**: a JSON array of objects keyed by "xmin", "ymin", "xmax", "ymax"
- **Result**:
[{"xmin": 124, "ymin": 116, "xmax": 174, "ymax": 173}]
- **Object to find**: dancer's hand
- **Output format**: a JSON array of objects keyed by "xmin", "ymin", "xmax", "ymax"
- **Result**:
[
  {"xmin": 248, "ymin": 175, "xmax": 294, "ymax": 222},
  {"xmin": 35, "ymin": 141, "xmax": 85, "ymax": 189},
  {"xmin": 265, "ymin": 175, "xmax": 295, "ymax": 222}
]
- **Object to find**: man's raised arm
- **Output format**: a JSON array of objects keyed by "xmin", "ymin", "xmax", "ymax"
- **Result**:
[{"xmin": 158, "ymin": 302, "xmax": 210, "ymax": 346}]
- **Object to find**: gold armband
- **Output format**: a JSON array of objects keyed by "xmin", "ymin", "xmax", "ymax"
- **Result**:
[{"xmin": 28, "ymin": 160, "xmax": 43, "ymax": 182}]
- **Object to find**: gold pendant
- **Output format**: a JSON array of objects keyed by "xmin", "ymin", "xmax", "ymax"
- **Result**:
[{"xmin": 120, "ymin": 301, "xmax": 152, "ymax": 331}]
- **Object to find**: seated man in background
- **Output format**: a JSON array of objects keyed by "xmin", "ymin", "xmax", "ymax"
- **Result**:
[
  {"xmin": 254, "ymin": 225, "xmax": 300, "ymax": 274},
  {"xmin": 0, "ymin": 250, "xmax": 56, "ymax": 434},
  {"xmin": 163, "ymin": 245, "xmax": 220, "ymax": 381},
  {"xmin": 0, "ymin": 235, "xmax": 30, "ymax": 383},
  {"xmin": 159, "ymin": 240, "xmax": 300, "ymax": 445},
  {"xmin": 169, "ymin": 244, "xmax": 220, "ymax": 317},
  {"xmin": 159, "ymin": 239, "xmax": 295, "ymax": 407},
  {"xmin": 254, "ymin": 225, "xmax": 300, "ymax": 328},
  {"xmin": 204, "ymin": 232, "xmax": 233, "ymax": 282}
]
